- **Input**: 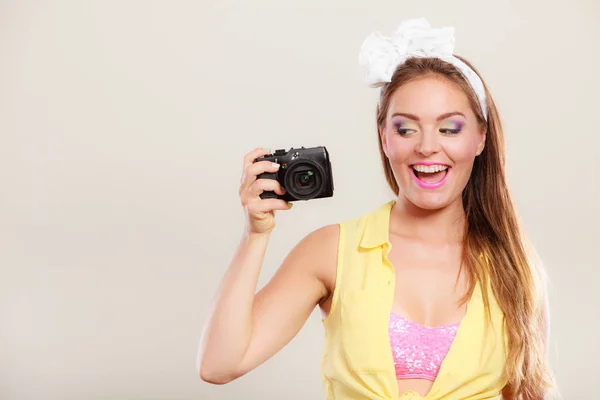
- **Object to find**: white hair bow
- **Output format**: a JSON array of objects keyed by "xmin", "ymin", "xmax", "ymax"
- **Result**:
[{"xmin": 358, "ymin": 18, "xmax": 487, "ymax": 120}]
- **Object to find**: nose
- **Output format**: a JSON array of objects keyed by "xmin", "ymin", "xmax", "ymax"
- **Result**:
[{"xmin": 415, "ymin": 129, "xmax": 440, "ymax": 157}]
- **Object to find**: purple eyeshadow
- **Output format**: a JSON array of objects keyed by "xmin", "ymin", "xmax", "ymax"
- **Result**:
[{"xmin": 447, "ymin": 120, "xmax": 465, "ymax": 130}]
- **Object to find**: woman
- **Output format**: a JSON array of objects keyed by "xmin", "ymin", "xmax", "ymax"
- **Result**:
[{"xmin": 198, "ymin": 19, "xmax": 555, "ymax": 400}]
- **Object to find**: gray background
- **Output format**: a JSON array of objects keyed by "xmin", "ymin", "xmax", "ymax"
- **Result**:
[{"xmin": 1, "ymin": 0, "xmax": 598, "ymax": 398}]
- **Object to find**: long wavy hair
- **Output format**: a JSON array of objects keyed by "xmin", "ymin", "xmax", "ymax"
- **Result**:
[{"xmin": 375, "ymin": 57, "xmax": 556, "ymax": 399}]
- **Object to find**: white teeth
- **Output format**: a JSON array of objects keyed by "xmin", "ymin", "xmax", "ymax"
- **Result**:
[{"xmin": 413, "ymin": 164, "xmax": 448, "ymax": 173}]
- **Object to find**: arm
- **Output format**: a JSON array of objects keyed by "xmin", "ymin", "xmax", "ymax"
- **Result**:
[
  {"xmin": 197, "ymin": 222, "xmax": 339, "ymax": 384},
  {"xmin": 198, "ymin": 147, "xmax": 339, "ymax": 384}
]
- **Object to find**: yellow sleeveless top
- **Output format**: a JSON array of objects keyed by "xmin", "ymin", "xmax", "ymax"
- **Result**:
[{"xmin": 320, "ymin": 200, "xmax": 508, "ymax": 400}]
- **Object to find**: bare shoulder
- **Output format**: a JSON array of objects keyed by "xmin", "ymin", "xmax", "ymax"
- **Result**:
[
  {"xmin": 282, "ymin": 223, "xmax": 340, "ymax": 303},
  {"xmin": 294, "ymin": 224, "xmax": 340, "ymax": 257}
]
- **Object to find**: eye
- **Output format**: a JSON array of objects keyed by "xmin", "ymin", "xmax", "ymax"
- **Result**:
[
  {"xmin": 393, "ymin": 120, "xmax": 418, "ymax": 137},
  {"xmin": 439, "ymin": 121, "xmax": 464, "ymax": 135},
  {"xmin": 396, "ymin": 127, "xmax": 417, "ymax": 136},
  {"xmin": 439, "ymin": 128, "xmax": 462, "ymax": 135}
]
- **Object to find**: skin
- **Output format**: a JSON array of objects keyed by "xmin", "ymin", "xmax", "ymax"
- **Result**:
[
  {"xmin": 379, "ymin": 74, "xmax": 485, "ymax": 396},
  {"xmin": 197, "ymin": 74, "xmax": 486, "ymax": 397}
]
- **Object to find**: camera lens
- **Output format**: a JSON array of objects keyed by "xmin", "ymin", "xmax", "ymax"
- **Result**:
[
  {"xmin": 285, "ymin": 162, "xmax": 324, "ymax": 200},
  {"xmin": 295, "ymin": 170, "xmax": 315, "ymax": 188}
]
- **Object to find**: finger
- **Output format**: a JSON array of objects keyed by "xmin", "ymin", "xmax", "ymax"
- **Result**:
[
  {"xmin": 251, "ymin": 198, "xmax": 293, "ymax": 213},
  {"xmin": 240, "ymin": 177, "xmax": 283, "ymax": 205},
  {"xmin": 241, "ymin": 160, "xmax": 280, "ymax": 188},
  {"xmin": 248, "ymin": 177, "xmax": 286, "ymax": 197},
  {"xmin": 243, "ymin": 147, "xmax": 272, "ymax": 168}
]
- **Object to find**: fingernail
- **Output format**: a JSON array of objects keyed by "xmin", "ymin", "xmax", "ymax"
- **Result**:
[
  {"xmin": 287, "ymin": 202, "xmax": 293, "ymax": 208},
  {"xmin": 272, "ymin": 163, "xmax": 280, "ymax": 169},
  {"xmin": 263, "ymin": 148, "xmax": 271, "ymax": 152}
]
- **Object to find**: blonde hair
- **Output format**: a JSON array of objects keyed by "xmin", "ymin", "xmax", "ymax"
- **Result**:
[{"xmin": 375, "ymin": 57, "xmax": 556, "ymax": 399}]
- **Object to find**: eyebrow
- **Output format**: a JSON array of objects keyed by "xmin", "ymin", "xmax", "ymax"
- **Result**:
[{"xmin": 391, "ymin": 112, "xmax": 466, "ymax": 121}]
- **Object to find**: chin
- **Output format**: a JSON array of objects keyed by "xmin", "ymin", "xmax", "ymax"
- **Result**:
[{"xmin": 404, "ymin": 192, "xmax": 454, "ymax": 211}]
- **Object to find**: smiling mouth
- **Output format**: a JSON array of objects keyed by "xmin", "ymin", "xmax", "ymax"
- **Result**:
[{"xmin": 410, "ymin": 164, "xmax": 450, "ymax": 187}]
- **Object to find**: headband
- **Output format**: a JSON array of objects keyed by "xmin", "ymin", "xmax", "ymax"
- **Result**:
[{"xmin": 358, "ymin": 18, "xmax": 488, "ymax": 121}]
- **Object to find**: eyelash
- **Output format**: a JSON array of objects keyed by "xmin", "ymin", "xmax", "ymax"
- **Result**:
[
  {"xmin": 440, "ymin": 128, "xmax": 462, "ymax": 135},
  {"xmin": 395, "ymin": 127, "xmax": 416, "ymax": 136},
  {"xmin": 394, "ymin": 127, "xmax": 462, "ymax": 136}
]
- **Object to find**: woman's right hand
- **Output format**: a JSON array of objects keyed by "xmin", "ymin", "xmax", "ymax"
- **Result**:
[{"xmin": 239, "ymin": 148, "xmax": 292, "ymax": 235}]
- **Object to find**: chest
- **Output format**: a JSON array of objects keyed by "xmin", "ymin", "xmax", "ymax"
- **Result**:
[{"xmin": 386, "ymin": 236, "xmax": 468, "ymax": 327}]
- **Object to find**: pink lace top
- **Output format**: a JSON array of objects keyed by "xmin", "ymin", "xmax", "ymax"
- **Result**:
[{"xmin": 389, "ymin": 312, "xmax": 459, "ymax": 381}]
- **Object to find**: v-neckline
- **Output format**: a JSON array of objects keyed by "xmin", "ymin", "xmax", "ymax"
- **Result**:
[
  {"xmin": 380, "ymin": 200, "xmax": 481, "ymax": 400},
  {"xmin": 387, "ymin": 279, "xmax": 480, "ymax": 400},
  {"xmin": 421, "ymin": 282, "xmax": 479, "ymax": 399}
]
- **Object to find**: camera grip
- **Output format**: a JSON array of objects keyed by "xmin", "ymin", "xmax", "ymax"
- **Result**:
[{"xmin": 257, "ymin": 171, "xmax": 279, "ymax": 200}]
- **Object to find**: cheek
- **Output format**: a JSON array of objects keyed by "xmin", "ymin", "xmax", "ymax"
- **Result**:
[
  {"xmin": 383, "ymin": 132, "xmax": 412, "ymax": 160},
  {"xmin": 444, "ymin": 136, "xmax": 481, "ymax": 163}
]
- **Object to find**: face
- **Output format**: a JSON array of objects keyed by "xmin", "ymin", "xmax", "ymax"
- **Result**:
[{"xmin": 380, "ymin": 75, "xmax": 486, "ymax": 211}]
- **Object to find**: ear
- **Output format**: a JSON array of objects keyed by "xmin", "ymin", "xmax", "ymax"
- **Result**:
[{"xmin": 475, "ymin": 126, "xmax": 486, "ymax": 156}]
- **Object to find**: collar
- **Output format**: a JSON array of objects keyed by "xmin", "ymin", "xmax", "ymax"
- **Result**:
[{"xmin": 359, "ymin": 200, "xmax": 396, "ymax": 249}]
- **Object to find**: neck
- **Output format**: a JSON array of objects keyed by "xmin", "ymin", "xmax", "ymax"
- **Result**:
[{"xmin": 391, "ymin": 195, "xmax": 467, "ymax": 244}]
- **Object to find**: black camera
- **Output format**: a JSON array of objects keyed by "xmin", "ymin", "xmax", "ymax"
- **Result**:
[{"xmin": 255, "ymin": 146, "xmax": 334, "ymax": 202}]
